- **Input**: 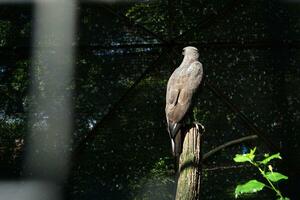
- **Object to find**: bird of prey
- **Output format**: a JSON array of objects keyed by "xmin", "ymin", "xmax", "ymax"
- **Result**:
[{"xmin": 165, "ymin": 46, "xmax": 204, "ymax": 157}]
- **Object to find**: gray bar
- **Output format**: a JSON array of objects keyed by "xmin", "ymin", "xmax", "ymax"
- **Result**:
[{"xmin": 25, "ymin": 0, "xmax": 76, "ymax": 183}]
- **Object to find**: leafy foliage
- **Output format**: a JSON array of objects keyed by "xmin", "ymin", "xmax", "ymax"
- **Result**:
[
  {"xmin": 233, "ymin": 147, "xmax": 256, "ymax": 163},
  {"xmin": 233, "ymin": 148, "xmax": 289, "ymax": 199},
  {"xmin": 235, "ymin": 180, "xmax": 265, "ymax": 198},
  {"xmin": 264, "ymin": 172, "xmax": 288, "ymax": 183},
  {"xmin": 259, "ymin": 153, "xmax": 282, "ymax": 165}
]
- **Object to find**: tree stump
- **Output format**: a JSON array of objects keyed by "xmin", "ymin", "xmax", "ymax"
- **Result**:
[{"xmin": 175, "ymin": 125, "xmax": 202, "ymax": 200}]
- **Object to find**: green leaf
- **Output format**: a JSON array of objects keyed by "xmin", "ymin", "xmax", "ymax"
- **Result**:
[
  {"xmin": 277, "ymin": 197, "xmax": 290, "ymax": 200},
  {"xmin": 265, "ymin": 172, "xmax": 288, "ymax": 182},
  {"xmin": 235, "ymin": 180, "xmax": 265, "ymax": 198},
  {"xmin": 249, "ymin": 147, "xmax": 256, "ymax": 158},
  {"xmin": 233, "ymin": 154, "xmax": 252, "ymax": 163},
  {"xmin": 264, "ymin": 153, "xmax": 269, "ymax": 157},
  {"xmin": 259, "ymin": 153, "xmax": 282, "ymax": 165},
  {"xmin": 233, "ymin": 148, "xmax": 256, "ymax": 163}
]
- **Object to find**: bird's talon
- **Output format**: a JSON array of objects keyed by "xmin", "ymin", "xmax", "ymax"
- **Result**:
[{"xmin": 193, "ymin": 122, "xmax": 205, "ymax": 133}]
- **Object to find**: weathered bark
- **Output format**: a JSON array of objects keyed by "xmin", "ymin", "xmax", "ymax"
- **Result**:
[{"xmin": 175, "ymin": 125, "xmax": 202, "ymax": 200}]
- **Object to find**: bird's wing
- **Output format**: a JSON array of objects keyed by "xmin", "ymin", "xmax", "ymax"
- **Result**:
[
  {"xmin": 165, "ymin": 61, "xmax": 203, "ymax": 124},
  {"xmin": 186, "ymin": 61, "xmax": 203, "ymax": 91}
]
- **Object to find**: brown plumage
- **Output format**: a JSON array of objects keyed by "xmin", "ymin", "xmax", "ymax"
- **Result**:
[{"xmin": 165, "ymin": 46, "xmax": 204, "ymax": 157}]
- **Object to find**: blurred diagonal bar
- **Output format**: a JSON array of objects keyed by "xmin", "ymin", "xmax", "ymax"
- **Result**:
[{"xmin": 25, "ymin": 0, "xmax": 77, "ymax": 183}]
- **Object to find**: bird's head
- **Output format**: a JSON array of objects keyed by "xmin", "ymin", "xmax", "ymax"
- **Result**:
[{"xmin": 182, "ymin": 46, "xmax": 199, "ymax": 59}]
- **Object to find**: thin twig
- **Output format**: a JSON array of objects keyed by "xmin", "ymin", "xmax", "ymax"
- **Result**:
[
  {"xmin": 203, "ymin": 164, "xmax": 251, "ymax": 171},
  {"xmin": 203, "ymin": 135, "xmax": 258, "ymax": 161},
  {"xmin": 206, "ymin": 81, "xmax": 279, "ymax": 152}
]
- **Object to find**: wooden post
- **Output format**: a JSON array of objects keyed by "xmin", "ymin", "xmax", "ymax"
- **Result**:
[{"xmin": 175, "ymin": 125, "xmax": 202, "ymax": 200}]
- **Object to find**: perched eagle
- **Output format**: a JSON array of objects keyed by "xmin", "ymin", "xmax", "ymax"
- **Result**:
[{"xmin": 165, "ymin": 46, "xmax": 204, "ymax": 157}]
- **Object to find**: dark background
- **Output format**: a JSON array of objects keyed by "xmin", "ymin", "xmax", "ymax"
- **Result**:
[{"xmin": 0, "ymin": 0, "xmax": 299, "ymax": 199}]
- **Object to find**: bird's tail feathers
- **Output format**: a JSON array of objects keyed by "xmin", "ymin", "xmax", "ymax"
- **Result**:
[
  {"xmin": 168, "ymin": 122, "xmax": 181, "ymax": 139},
  {"xmin": 171, "ymin": 131, "xmax": 182, "ymax": 157}
]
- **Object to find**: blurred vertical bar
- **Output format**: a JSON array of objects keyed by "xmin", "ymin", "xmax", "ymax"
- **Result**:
[{"xmin": 25, "ymin": 0, "xmax": 76, "ymax": 183}]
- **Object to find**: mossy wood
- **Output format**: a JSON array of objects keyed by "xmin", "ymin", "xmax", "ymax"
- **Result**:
[{"xmin": 176, "ymin": 125, "xmax": 202, "ymax": 200}]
